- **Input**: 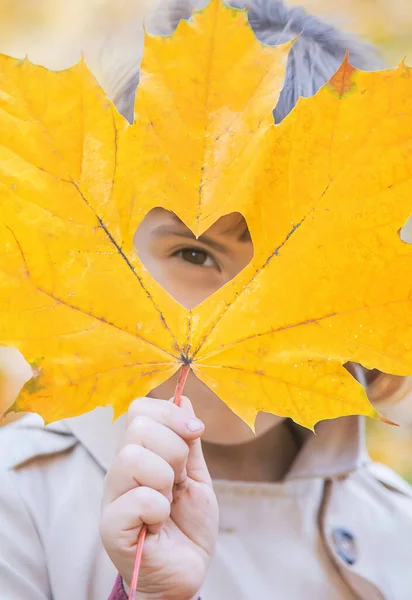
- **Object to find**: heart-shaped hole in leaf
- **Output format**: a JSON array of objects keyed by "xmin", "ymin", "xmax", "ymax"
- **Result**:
[{"xmin": 134, "ymin": 208, "xmax": 254, "ymax": 309}]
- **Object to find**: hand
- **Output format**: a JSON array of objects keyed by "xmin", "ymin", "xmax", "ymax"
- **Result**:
[{"xmin": 100, "ymin": 395, "xmax": 219, "ymax": 600}]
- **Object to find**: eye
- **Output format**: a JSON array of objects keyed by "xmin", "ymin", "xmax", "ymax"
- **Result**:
[{"xmin": 176, "ymin": 247, "xmax": 216, "ymax": 267}]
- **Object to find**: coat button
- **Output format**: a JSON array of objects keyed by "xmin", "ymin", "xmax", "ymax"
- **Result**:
[{"xmin": 331, "ymin": 528, "xmax": 358, "ymax": 566}]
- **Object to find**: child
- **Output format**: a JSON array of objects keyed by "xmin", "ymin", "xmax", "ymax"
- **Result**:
[{"xmin": 1, "ymin": 1, "xmax": 412, "ymax": 599}]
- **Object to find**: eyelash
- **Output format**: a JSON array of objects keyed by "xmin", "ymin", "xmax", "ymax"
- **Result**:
[{"xmin": 173, "ymin": 246, "xmax": 218, "ymax": 269}]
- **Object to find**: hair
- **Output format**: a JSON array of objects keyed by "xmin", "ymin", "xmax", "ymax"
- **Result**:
[{"xmin": 110, "ymin": 0, "xmax": 411, "ymax": 407}]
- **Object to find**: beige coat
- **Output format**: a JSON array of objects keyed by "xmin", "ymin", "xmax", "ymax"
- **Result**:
[{"xmin": 0, "ymin": 408, "xmax": 412, "ymax": 600}]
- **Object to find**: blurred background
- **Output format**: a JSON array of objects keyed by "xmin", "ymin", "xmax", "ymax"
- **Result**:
[
  {"xmin": 1, "ymin": 0, "xmax": 412, "ymax": 99},
  {"xmin": 0, "ymin": 0, "xmax": 411, "ymax": 479}
]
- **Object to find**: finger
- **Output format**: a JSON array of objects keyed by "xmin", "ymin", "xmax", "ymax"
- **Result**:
[
  {"xmin": 178, "ymin": 396, "xmax": 212, "ymax": 486},
  {"xmin": 126, "ymin": 397, "xmax": 205, "ymax": 442},
  {"xmin": 120, "ymin": 416, "xmax": 190, "ymax": 483},
  {"xmin": 100, "ymin": 486, "xmax": 171, "ymax": 545},
  {"xmin": 102, "ymin": 444, "xmax": 174, "ymax": 505}
]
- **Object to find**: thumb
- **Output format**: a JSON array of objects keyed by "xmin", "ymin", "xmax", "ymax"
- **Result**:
[{"xmin": 177, "ymin": 395, "xmax": 212, "ymax": 486}]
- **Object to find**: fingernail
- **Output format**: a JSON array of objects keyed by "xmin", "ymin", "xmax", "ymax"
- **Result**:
[
  {"xmin": 167, "ymin": 491, "xmax": 173, "ymax": 503},
  {"xmin": 186, "ymin": 418, "xmax": 204, "ymax": 432}
]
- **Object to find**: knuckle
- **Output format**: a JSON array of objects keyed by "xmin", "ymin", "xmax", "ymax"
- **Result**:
[
  {"xmin": 135, "ymin": 487, "xmax": 154, "ymax": 511},
  {"xmin": 135, "ymin": 488, "xmax": 171, "ymax": 521},
  {"xmin": 179, "ymin": 395, "xmax": 191, "ymax": 407},
  {"xmin": 117, "ymin": 443, "xmax": 141, "ymax": 467},
  {"xmin": 127, "ymin": 397, "xmax": 149, "ymax": 424},
  {"xmin": 128, "ymin": 415, "xmax": 151, "ymax": 436}
]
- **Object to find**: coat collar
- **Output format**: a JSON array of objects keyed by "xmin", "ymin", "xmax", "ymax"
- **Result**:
[
  {"xmin": 285, "ymin": 415, "xmax": 369, "ymax": 480},
  {"xmin": 50, "ymin": 407, "xmax": 127, "ymax": 472},
  {"xmin": 51, "ymin": 406, "xmax": 370, "ymax": 481}
]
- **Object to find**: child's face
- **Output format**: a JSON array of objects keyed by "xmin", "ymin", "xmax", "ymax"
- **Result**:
[{"xmin": 134, "ymin": 208, "xmax": 284, "ymax": 444}]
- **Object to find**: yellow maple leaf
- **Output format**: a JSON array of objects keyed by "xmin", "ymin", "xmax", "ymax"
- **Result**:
[{"xmin": 1, "ymin": 0, "xmax": 411, "ymax": 430}]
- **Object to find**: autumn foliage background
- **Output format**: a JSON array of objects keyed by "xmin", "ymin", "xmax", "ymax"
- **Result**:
[{"xmin": 0, "ymin": 0, "xmax": 412, "ymax": 479}]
